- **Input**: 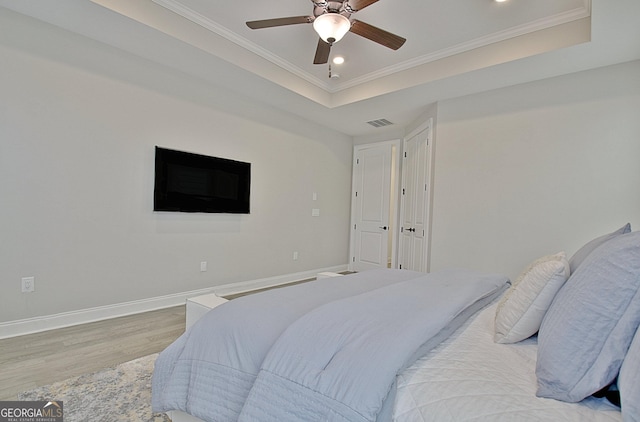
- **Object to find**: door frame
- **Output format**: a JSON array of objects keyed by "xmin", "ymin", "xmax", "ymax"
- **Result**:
[
  {"xmin": 398, "ymin": 119, "xmax": 434, "ymax": 272},
  {"xmin": 348, "ymin": 139, "xmax": 402, "ymax": 272}
]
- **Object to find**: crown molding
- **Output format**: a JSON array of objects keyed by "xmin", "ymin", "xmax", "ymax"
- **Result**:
[
  {"xmin": 332, "ymin": 1, "xmax": 592, "ymax": 92},
  {"xmin": 154, "ymin": 0, "xmax": 590, "ymax": 95},
  {"xmin": 152, "ymin": 0, "xmax": 332, "ymax": 91}
]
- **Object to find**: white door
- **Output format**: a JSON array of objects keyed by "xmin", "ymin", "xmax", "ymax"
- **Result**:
[
  {"xmin": 399, "ymin": 122, "xmax": 432, "ymax": 272},
  {"xmin": 350, "ymin": 142, "xmax": 398, "ymax": 271}
]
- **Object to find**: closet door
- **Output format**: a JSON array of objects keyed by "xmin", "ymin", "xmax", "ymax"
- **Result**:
[
  {"xmin": 349, "ymin": 140, "xmax": 400, "ymax": 272},
  {"xmin": 399, "ymin": 121, "xmax": 432, "ymax": 272}
]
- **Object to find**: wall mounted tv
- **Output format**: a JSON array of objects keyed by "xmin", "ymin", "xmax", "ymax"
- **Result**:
[{"xmin": 154, "ymin": 146, "xmax": 251, "ymax": 214}]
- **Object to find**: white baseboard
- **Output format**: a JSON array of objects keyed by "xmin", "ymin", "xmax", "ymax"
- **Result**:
[
  {"xmin": 210, "ymin": 265, "xmax": 346, "ymax": 296},
  {"xmin": 0, "ymin": 265, "xmax": 348, "ymax": 339}
]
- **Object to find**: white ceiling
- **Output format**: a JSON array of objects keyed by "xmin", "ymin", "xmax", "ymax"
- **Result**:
[
  {"xmin": 1, "ymin": 0, "xmax": 639, "ymax": 137},
  {"xmin": 151, "ymin": 0, "xmax": 588, "ymax": 88}
]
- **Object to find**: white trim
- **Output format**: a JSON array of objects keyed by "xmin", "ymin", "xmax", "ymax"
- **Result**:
[
  {"xmin": 349, "ymin": 140, "xmax": 402, "ymax": 272},
  {"xmin": 210, "ymin": 265, "xmax": 346, "ymax": 297},
  {"xmin": 336, "ymin": 4, "xmax": 591, "ymax": 91},
  {"xmin": 398, "ymin": 119, "xmax": 434, "ymax": 272},
  {"xmin": 0, "ymin": 265, "xmax": 347, "ymax": 339},
  {"xmin": 151, "ymin": 0, "xmax": 329, "ymax": 91},
  {"xmin": 153, "ymin": 0, "xmax": 590, "ymax": 94}
]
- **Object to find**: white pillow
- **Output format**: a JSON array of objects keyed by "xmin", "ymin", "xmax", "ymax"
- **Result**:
[{"xmin": 494, "ymin": 252, "xmax": 570, "ymax": 344}]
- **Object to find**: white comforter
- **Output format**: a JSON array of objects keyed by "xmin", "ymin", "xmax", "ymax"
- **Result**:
[
  {"xmin": 394, "ymin": 302, "xmax": 622, "ymax": 422},
  {"xmin": 153, "ymin": 268, "xmax": 508, "ymax": 422}
]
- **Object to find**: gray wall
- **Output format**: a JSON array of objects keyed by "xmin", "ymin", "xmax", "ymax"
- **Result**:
[
  {"xmin": 2, "ymin": 8, "xmax": 639, "ymax": 330},
  {"xmin": 430, "ymin": 60, "xmax": 640, "ymax": 279},
  {"xmin": 0, "ymin": 12, "xmax": 353, "ymax": 323}
]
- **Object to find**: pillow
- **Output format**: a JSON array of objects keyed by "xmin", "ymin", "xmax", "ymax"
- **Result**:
[
  {"xmin": 494, "ymin": 252, "xmax": 569, "ymax": 344},
  {"xmin": 568, "ymin": 223, "xmax": 631, "ymax": 273},
  {"xmin": 619, "ymin": 326, "xmax": 640, "ymax": 421},
  {"xmin": 536, "ymin": 230, "xmax": 640, "ymax": 403}
]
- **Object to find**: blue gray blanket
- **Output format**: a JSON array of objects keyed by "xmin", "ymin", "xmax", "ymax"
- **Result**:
[{"xmin": 152, "ymin": 268, "xmax": 508, "ymax": 422}]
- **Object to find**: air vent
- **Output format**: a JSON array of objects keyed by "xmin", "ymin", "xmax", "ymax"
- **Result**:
[{"xmin": 366, "ymin": 118, "xmax": 394, "ymax": 128}]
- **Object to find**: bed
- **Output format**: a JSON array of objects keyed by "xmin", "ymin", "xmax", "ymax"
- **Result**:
[{"xmin": 152, "ymin": 224, "xmax": 639, "ymax": 422}]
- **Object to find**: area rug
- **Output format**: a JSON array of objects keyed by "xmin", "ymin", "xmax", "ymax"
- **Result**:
[{"xmin": 17, "ymin": 354, "xmax": 170, "ymax": 422}]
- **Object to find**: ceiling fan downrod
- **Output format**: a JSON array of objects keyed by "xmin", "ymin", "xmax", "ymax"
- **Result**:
[{"xmin": 246, "ymin": 0, "xmax": 404, "ymax": 65}]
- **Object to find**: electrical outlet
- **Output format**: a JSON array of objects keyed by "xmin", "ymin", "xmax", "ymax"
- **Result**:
[
  {"xmin": 200, "ymin": 261, "xmax": 207, "ymax": 272},
  {"xmin": 293, "ymin": 251, "xmax": 299, "ymax": 261},
  {"xmin": 22, "ymin": 277, "xmax": 35, "ymax": 293}
]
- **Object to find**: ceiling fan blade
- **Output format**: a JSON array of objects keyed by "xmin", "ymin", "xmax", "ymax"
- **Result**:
[
  {"xmin": 350, "ymin": 20, "xmax": 406, "ymax": 50},
  {"xmin": 313, "ymin": 38, "xmax": 331, "ymax": 64},
  {"xmin": 246, "ymin": 16, "xmax": 312, "ymax": 29},
  {"xmin": 347, "ymin": 0, "xmax": 380, "ymax": 12}
]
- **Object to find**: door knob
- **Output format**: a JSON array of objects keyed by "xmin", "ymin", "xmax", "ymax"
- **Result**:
[{"xmin": 379, "ymin": 226, "xmax": 388, "ymax": 230}]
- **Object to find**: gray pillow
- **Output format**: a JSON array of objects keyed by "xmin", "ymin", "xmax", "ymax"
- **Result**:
[
  {"xmin": 536, "ymin": 230, "xmax": 640, "ymax": 403},
  {"xmin": 568, "ymin": 223, "xmax": 631, "ymax": 273},
  {"xmin": 619, "ymin": 326, "xmax": 640, "ymax": 421}
]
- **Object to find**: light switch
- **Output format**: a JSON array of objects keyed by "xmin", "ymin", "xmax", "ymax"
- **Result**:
[{"xmin": 312, "ymin": 208, "xmax": 320, "ymax": 217}]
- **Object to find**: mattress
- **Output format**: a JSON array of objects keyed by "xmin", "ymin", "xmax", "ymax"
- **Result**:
[
  {"xmin": 167, "ymin": 301, "xmax": 622, "ymax": 422},
  {"xmin": 153, "ymin": 268, "xmax": 508, "ymax": 422},
  {"xmin": 394, "ymin": 302, "xmax": 622, "ymax": 421}
]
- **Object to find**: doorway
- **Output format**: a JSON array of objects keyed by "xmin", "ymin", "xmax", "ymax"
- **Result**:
[
  {"xmin": 349, "ymin": 140, "xmax": 400, "ymax": 272},
  {"xmin": 398, "ymin": 120, "xmax": 433, "ymax": 272},
  {"xmin": 349, "ymin": 120, "xmax": 433, "ymax": 273}
]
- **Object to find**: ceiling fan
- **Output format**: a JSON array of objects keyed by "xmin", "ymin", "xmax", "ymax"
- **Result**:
[{"xmin": 246, "ymin": 0, "xmax": 406, "ymax": 65}]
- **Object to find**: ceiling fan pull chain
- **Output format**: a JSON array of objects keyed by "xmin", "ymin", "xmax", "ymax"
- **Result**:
[{"xmin": 246, "ymin": 0, "xmax": 404, "ymax": 65}]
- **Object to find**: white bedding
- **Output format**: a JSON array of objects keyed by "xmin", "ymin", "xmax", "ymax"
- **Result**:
[
  {"xmin": 394, "ymin": 302, "xmax": 622, "ymax": 422},
  {"xmin": 167, "ymin": 301, "xmax": 622, "ymax": 422},
  {"xmin": 155, "ymin": 269, "xmax": 508, "ymax": 422}
]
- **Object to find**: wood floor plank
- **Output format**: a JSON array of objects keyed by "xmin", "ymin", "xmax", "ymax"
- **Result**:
[
  {"xmin": 0, "ymin": 305, "xmax": 185, "ymax": 401},
  {"xmin": 0, "ymin": 276, "xmax": 326, "ymax": 401}
]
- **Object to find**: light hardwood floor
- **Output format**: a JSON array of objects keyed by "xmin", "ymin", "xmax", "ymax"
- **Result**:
[
  {"xmin": 0, "ymin": 305, "xmax": 186, "ymax": 401},
  {"xmin": 0, "ymin": 274, "xmax": 342, "ymax": 401}
]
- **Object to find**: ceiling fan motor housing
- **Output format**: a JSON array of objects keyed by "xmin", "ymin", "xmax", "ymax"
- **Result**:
[
  {"xmin": 247, "ymin": 0, "xmax": 405, "ymax": 65},
  {"xmin": 313, "ymin": 1, "xmax": 352, "ymax": 19}
]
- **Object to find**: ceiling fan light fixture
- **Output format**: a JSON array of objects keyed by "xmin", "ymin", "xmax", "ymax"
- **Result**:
[{"xmin": 313, "ymin": 13, "xmax": 351, "ymax": 44}]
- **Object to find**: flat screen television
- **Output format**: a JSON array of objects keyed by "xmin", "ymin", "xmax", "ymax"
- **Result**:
[{"xmin": 154, "ymin": 146, "xmax": 251, "ymax": 214}]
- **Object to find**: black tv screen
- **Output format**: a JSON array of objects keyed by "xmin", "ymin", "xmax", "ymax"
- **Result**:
[{"xmin": 154, "ymin": 146, "xmax": 250, "ymax": 213}]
